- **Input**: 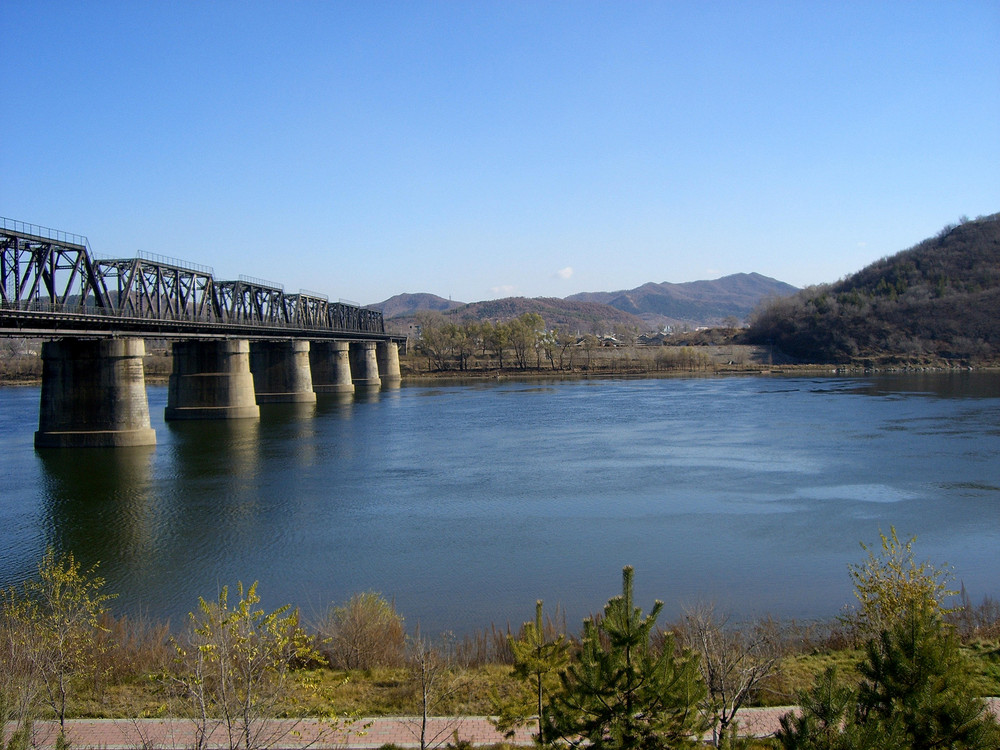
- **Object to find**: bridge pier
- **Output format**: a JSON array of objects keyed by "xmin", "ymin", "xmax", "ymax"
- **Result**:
[
  {"xmin": 250, "ymin": 340, "xmax": 317, "ymax": 403},
  {"xmin": 309, "ymin": 341, "xmax": 355, "ymax": 394},
  {"xmin": 350, "ymin": 341, "xmax": 381, "ymax": 389},
  {"xmin": 35, "ymin": 338, "xmax": 157, "ymax": 448},
  {"xmin": 165, "ymin": 340, "xmax": 260, "ymax": 420},
  {"xmin": 376, "ymin": 341, "xmax": 402, "ymax": 388}
]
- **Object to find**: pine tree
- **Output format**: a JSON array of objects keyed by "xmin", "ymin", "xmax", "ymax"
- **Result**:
[
  {"xmin": 491, "ymin": 599, "xmax": 569, "ymax": 741},
  {"xmin": 857, "ymin": 607, "xmax": 1000, "ymax": 749},
  {"xmin": 546, "ymin": 566, "xmax": 707, "ymax": 749}
]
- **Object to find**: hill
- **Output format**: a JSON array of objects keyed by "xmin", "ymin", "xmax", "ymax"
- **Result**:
[
  {"xmin": 372, "ymin": 293, "xmax": 465, "ymax": 318},
  {"xmin": 382, "ymin": 295, "xmax": 647, "ymax": 336},
  {"xmin": 745, "ymin": 213, "xmax": 1000, "ymax": 364},
  {"xmin": 448, "ymin": 296, "xmax": 646, "ymax": 332},
  {"xmin": 374, "ymin": 273, "xmax": 798, "ymax": 333},
  {"xmin": 568, "ymin": 273, "xmax": 798, "ymax": 328}
]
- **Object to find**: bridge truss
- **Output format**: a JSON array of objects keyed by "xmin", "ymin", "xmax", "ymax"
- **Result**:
[{"xmin": 1, "ymin": 218, "xmax": 386, "ymax": 338}]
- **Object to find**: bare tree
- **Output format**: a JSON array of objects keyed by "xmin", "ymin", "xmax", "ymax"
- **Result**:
[
  {"xmin": 403, "ymin": 630, "xmax": 469, "ymax": 750},
  {"xmin": 681, "ymin": 603, "xmax": 781, "ymax": 747}
]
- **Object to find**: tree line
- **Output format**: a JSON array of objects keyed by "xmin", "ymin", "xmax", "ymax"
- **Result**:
[
  {"xmin": 412, "ymin": 311, "xmax": 717, "ymax": 374},
  {"xmin": 3, "ymin": 534, "xmax": 999, "ymax": 750}
]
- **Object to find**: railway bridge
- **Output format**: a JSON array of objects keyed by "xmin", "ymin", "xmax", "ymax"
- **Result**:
[{"xmin": 1, "ymin": 218, "xmax": 405, "ymax": 448}]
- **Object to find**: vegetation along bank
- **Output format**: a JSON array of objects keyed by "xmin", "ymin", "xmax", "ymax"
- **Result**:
[{"xmin": 2, "ymin": 530, "xmax": 999, "ymax": 749}]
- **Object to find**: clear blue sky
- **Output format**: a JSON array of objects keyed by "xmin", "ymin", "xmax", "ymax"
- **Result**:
[{"xmin": 3, "ymin": 1, "xmax": 998, "ymax": 305}]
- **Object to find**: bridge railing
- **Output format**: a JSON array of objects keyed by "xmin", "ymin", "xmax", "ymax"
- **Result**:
[
  {"xmin": 0, "ymin": 217, "xmax": 91, "ymax": 250},
  {"xmin": 136, "ymin": 250, "xmax": 214, "ymax": 276}
]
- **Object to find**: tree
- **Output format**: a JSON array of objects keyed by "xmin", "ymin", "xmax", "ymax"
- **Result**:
[
  {"xmin": 443, "ymin": 322, "xmax": 474, "ymax": 371},
  {"xmin": 509, "ymin": 313, "xmax": 544, "ymax": 370},
  {"xmin": 855, "ymin": 607, "xmax": 1000, "ymax": 749},
  {"xmin": 682, "ymin": 603, "xmax": 780, "ymax": 746},
  {"xmin": 484, "ymin": 320, "xmax": 510, "ymax": 370},
  {"xmin": 316, "ymin": 591, "xmax": 405, "ymax": 670},
  {"xmin": 172, "ymin": 581, "xmax": 319, "ymax": 750},
  {"xmin": 546, "ymin": 566, "xmax": 707, "ymax": 749},
  {"xmin": 1, "ymin": 605, "xmax": 41, "ymax": 750},
  {"xmin": 491, "ymin": 599, "xmax": 569, "ymax": 741},
  {"xmin": 415, "ymin": 311, "xmax": 450, "ymax": 370},
  {"xmin": 556, "ymin": 327, "xmax": 577, "ymax": 370},
  {"xmin": 581, "ymin": 333, "xmax": 599, "ymax": 369},
  {"xmin": 404, "ymin": 630, "xmax": 469, "ymax": 750},
  {"xmin": 775, "ymin": 667, "xmax": 903, "ymax": 750},
  {"xmin": 778, "ymin": 533, "xmax": 1000, "ymax": 749},
  {"xmin": 0, "ymin": 547, "xmax": 114, "ymax": 731},
  {"xmin": 539, "ymin": 330, "xmax": 559, "ymax": 370},
  {"xmin": 845, "ymin": 527, "xmax": 955, "ymax": 642}
]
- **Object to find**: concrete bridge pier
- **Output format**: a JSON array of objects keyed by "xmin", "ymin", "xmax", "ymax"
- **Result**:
[
  {"xmin": 165, "ymin": 340, "xmax": 260, "ymax": 420},
  {"xmin": 376, "ymin": 341, "xmax": 402, "ymax": 388},
  {"xmin": 350, "ymin": 341, "xmax": 381, "ymax": 389},
  {"xmin": 309, "ymin": 341, "xmax": 355, "ymax": 394},
  {"xmin": 35, "ymin": 338, "xmax": 157, "ymax": 448},
  {"xmin": 250, "ymin": 340, "xmax": 317, "ymax": 403}
]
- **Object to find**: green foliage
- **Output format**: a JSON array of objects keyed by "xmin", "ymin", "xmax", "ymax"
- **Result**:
[
  {"xmin": 0, "ymin": 547, "xmax": 114, "ymax": 730},
  {"xmin": 172, "ymin": 581, "xmax": 319, "ymax": 750},
  {"xmin": 491, "ymin": 600, "xmax": 569, "ymax": 741},
  {"xmin": 546, "ymin": 566, "xmax": 707, "ymax": 749},
  {"xmin": 856, "ymin": 608, "xmax": 1000, "ymax": 749},
  {"xmin": 845, "ymin": 527, "xmax": 955, "ymax": 642},
  {"xmin": 777, "ymin": 535, "xmax": 1000, "ymax": 750},
  {"xmin": 318, "ymin": 591, "xmax": 405, "ymax": 670}
]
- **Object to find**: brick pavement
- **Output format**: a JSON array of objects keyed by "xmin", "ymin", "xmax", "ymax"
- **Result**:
[{"xmin": 15, "ymin": 700, "xmax": 1000, "ymax": 748}]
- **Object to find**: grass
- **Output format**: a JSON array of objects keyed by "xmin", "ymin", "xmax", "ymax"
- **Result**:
[{"xmin": 43, "ymin": 638, "xmax": 1000, "ymax": 722}]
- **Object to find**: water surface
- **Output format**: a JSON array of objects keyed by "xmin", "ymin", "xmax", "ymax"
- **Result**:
[{"xmin": 1, "ymin": 372, "xmax": 997, "ymax": 633}]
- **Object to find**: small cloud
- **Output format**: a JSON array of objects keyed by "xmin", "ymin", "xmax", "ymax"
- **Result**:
[
  {"xmin": 491, "ymin": 284, "xmax": 516, "ymax": 296},
  {"xmin": 555, "ymin": 266, "xmax": 574, "ymax": 280},
  {"xmin": 705, "ymin": 268, "xmax": 720, "ymax": 277},
  {"xmin": 857, "ymin": 241, "xmax": 868, "ymax": 248}
]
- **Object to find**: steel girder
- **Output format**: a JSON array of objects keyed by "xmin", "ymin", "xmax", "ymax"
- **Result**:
[
  {"xmin": 1, "ymin": 229, "xmax": 112, "ymax": 312},
  {"xmin": 98, "ymin": 257, "xmax": 222, "ymax": 323},
  {"xmin": 1, "ymin": 219, "xmax": 385, "ymax": 336}
]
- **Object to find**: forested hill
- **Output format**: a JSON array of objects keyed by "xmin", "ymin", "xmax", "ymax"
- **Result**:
[
  {"xmin": 746, "ymin": 213, "xmax": 1000, "ymax": 364},
  {"xmin": 443, "ymin": 296, "xmax": 647, "ymax": 333}
]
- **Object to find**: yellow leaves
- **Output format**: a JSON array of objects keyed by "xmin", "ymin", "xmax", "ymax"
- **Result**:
[{"xmin": 847, "ymin": 527, "xmax": 956, "ymax": 640}]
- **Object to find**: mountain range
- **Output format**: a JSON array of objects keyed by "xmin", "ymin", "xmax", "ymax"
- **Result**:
[{"xmin": 373, "ymin": 272, "xmax": 798, "ymax": 333}]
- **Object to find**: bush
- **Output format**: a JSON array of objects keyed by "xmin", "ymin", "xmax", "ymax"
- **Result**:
[{"xmin": 317, "ymin": 591, "xmax": 405, "ymax": 670}]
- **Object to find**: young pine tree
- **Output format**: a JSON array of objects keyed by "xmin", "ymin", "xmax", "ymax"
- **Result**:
[
  {"xmin": 856, "ymin": 607, "xmax": 1000, "ymax": 749},
  {"xmin": 491, "ymin": 599, "xmax": 569, "ymax": 741},
  {"xmin": 545, "ymin": 566, "xmax": 707, "ymax": 749}
]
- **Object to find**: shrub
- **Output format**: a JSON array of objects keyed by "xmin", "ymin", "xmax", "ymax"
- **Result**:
[{"xmin": 317, "ymin": 591, "xmax": 405, "ymax": 670}]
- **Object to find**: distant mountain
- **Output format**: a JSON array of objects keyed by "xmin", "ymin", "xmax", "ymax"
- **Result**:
[
  {"xmin": 374, "ymin": 272, "xmax": 798, "ymax": 332},
  {"xmin": 449, "ymin": 296, "xmax": 647, "ymax": 333},
  {"xmin": 568, "ymin": 273, "xmax": 799, "ymax": 328},
  {"xmin": 372, "ymin": 293, "xmax": 465, "ymax": 318},
  {"xmin": 746, "ymin": 213, "xmax": 1000, "ymax": 364}
]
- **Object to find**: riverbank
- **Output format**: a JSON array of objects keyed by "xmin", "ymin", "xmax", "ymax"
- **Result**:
[{"xmin": 2, "ymin": 344, "xmax": 996, "ymax": 387}]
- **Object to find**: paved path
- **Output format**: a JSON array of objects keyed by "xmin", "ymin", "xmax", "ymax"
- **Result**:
[{"xmin": 15, "ymin": 700, "xmax": 1000, "ymax": 748}]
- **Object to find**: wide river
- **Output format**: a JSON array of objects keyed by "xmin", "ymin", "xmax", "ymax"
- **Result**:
[{"xmin": 1, "ymin": 372, "xmax": 998, "ymax": 635}]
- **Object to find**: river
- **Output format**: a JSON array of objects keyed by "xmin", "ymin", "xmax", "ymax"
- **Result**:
[{"xmin": 1, "ymin": 372, "xmax": 998, "ymax": 635}]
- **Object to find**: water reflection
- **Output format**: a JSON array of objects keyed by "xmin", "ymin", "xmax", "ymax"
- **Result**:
[
  {"xmin": 39, "ymin": 446, "xmax": 156, "ymax": 568},
  {"xmin": 850, "ymin": 371, "xmax": 1000, "ymax": 399},
  {"xmin": 167, "ymin": 417, "xmax": 261, "ymax": 486}
]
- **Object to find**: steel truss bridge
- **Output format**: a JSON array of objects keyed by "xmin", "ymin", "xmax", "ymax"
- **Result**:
[{"xmin": 0, "ymin": 218, "xmax": 389, "ymax": 341}]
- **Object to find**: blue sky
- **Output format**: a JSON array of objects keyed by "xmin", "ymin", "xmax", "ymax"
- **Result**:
[{"xmin": 3, "ymin": 1, "xmax": 998, "ymax": 305}]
